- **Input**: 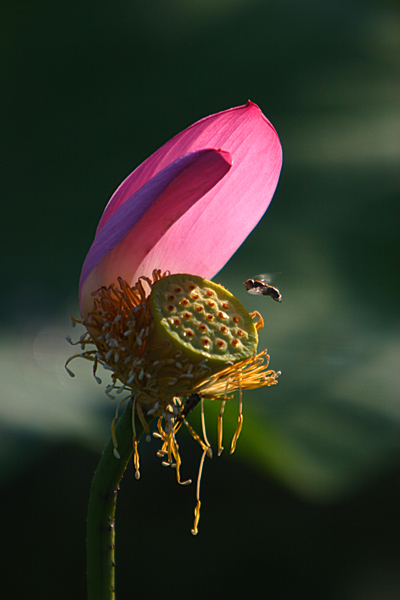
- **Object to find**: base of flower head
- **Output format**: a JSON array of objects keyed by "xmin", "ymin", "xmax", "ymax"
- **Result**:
[{"xmin": 67, "ymin": 269, "xmax": 280, "ymax": 534}]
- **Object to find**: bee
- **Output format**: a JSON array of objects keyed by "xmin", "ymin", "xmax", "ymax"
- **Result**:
[{"xmin": 244, "ymin": 275, "xmax": 282, "ymax": 303}]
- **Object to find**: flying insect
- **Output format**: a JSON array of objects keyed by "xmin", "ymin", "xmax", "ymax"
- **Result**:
[{"xmin": 244, "ymin": 275, "xmax": 282, "ymax": 303}]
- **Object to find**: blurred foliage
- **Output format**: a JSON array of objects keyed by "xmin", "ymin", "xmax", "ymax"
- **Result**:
[{"xmin": 1, "ymin": 0, "xmax": 399, "ymax": 598}]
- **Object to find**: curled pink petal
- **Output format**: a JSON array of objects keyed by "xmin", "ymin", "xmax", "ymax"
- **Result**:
[
  {"xmin": 80, "ymin": 101, "xmax": 282, "ymax": 317},
  {"xmin": 127, "ymin": 101, "xmax": 282, "ymax": 283},
  {"xmin": 98, "ymin": 101, "xmax": 281, "ymax": 233},
  {"xmin": 80, "ymin": 149, "xmax": 232, "ymax": 316}
]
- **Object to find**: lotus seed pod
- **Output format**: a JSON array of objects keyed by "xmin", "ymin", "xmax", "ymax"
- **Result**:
[{"xmin": 148, "ymin": 274, "xmax": 258, "ymax": 374}]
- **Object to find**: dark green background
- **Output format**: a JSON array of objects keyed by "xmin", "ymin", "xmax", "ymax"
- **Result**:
[{"xmin": 1, "ymin": 1, "xmax": 399, "ymax": 598}]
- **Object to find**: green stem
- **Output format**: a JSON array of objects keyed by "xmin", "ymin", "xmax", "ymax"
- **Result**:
[{"xmin": 86, "ymin": 400, "xmax": 147, "ymax": 600}]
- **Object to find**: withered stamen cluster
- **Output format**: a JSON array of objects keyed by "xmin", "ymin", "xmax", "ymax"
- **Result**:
[{"xmin": 67, "ymin": 269, "xmax": 280, "ymax": 534}]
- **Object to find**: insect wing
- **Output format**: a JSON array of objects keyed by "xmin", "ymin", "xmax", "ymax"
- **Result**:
[{"xmin": 253, "ymin": 273, "xmax": 281, "ymax": 284}]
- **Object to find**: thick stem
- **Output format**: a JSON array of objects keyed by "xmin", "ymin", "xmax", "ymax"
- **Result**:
[{"xmin": 86, "ymin": 401, "xmax": 146, "ymax": 600}]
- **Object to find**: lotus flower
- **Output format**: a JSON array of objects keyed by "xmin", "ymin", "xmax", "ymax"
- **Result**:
[{"xmin": 68, "ymin": 101, "xmax": 282, "ymax": 536}]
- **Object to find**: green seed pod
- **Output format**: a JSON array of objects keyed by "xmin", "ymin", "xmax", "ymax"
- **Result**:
[{"xmin": 148, "ymin": 273, "xmax": 258, "ymax": 374}]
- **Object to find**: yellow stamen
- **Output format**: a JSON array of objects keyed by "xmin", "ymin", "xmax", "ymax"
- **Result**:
[
  {"xmin": 230, "ymin": 374, "xmax": 244, "ymax": 454},
  {"xmin": 200, "ymin": 397, "xmax": 211, "ymax": 450},
  {"xmin": 133, "ymin": 440, "xmax": 140, "ymax": 480},
  {"xmin": 217, "ymin": 400, "xmax": 226, "ymax": 456},
  {"xmin": 191, "ymin": 449, "xmax": 207, "ymax": 536},
  {"xmin": 251, "ymin": 310, "xmax": 264, "ymax": 332},
  {"xmin": 191, "ymin": 500, "xmax": 201, "ymax": 536},
  {"xmin": 230, "ymin": 412, "xmax": 244, "ymax": 455}
]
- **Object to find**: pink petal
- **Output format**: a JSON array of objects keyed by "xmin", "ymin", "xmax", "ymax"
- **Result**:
[
  {"xmin": 96, "ymin": 101, "xmax": 281, "ymax": 284},
  {"xmin": 98, "ymin": 101, "xmax": 281, "ymax": 235},
  {"xmin": 80, "ymin": 149, "xmax": 232, "ymax": 316}
]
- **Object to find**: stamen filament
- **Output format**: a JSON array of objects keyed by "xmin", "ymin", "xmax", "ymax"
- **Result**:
[
  {"xmin": 191, "ymin": 448, "xmax": 207, "ymax": 536},
  {"xmin": 200, "ymin": 398, "xmax": 211, "ymax": 450},
  {"xmin": 133, "ymin": 440, "xmax": 140, "ymax": 480},
  {"xmin": 218, "ymin": 400, "xmax": 226, "ymax": 456},
  {"xmin": 230, "ymin": 375, "xmax": 244, "ymax": 454}
]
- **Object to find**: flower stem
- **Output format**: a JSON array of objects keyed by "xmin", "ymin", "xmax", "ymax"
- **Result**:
[{"xmin": 86, "ymin": 400, "xmax": 146, "ymax": 600}]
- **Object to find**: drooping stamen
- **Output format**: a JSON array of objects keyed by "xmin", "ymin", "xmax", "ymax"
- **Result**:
[
  {"xmin": 133, "ymin": 440, "xmax": 140, "ymax": 480},
  {"xmin": 217, "ymin": 400, "xmax": 226, "ymax": 456},
  {"xmin": 230, "ymin": 377, "xmax": 244, "ymax": 454},
  {"xmin": 191, "ymin": 448, "xmax": 207, "ymax": 536},
  {"xmin": 200, "ymin": 397, "xmax": 211, "ymax": 450}
]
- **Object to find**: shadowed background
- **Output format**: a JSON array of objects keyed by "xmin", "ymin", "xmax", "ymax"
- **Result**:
[{"xmin": 1, "ymin": 1, "xmax": 399, "ymax": 598}]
